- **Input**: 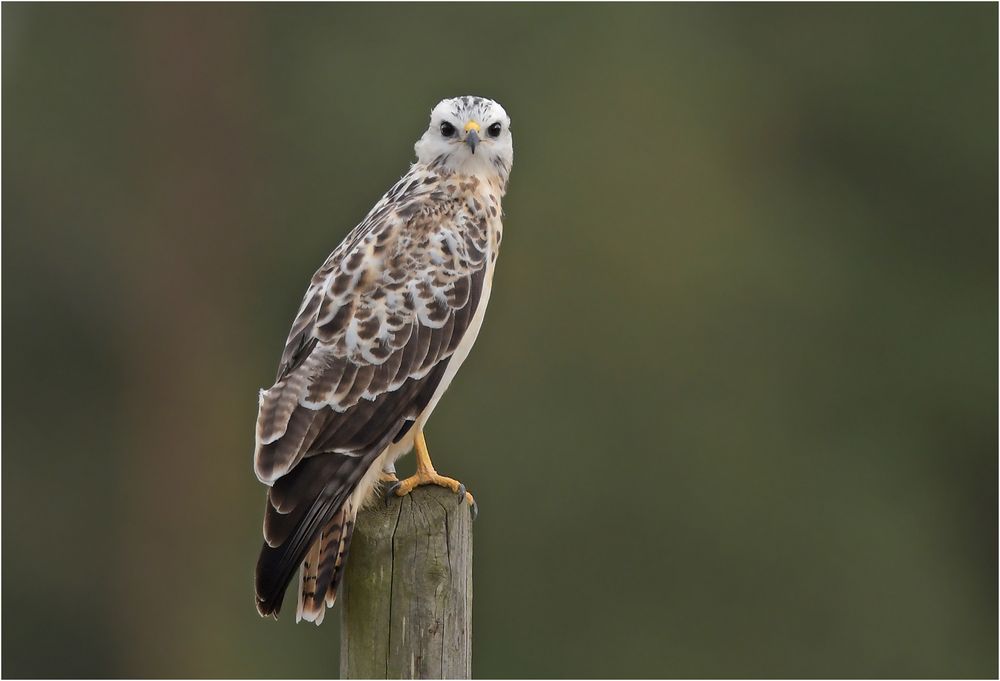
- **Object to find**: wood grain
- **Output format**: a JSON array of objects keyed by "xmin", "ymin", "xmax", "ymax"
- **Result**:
[{"xmin": 340, "ymin": 485, "xmax": 473, "ymax": 679}]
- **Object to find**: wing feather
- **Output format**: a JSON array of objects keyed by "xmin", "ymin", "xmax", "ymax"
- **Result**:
[{"xmin": 253, "ymin": 168, "xmax": 493, "ymax": 617}]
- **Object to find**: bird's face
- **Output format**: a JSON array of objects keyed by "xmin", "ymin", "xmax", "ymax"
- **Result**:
[{"xmin": 415, "ymin": 96, "xmax": 513, "ymax": 178}]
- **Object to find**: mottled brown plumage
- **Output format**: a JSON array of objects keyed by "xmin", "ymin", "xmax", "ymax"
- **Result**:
[{"xmin": 253, "ymin": 96, "xmax": 512, "ymax": 624}]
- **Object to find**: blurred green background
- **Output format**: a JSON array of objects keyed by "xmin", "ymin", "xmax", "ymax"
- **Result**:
[{"xmin": 3, "ymin": 3, "xmax": 996, "ymax": 678}]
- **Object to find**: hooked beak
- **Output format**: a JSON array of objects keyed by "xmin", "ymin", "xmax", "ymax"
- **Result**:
[
  {"xmin": 464, "ymin": 121, "xmax": 481, "ymax": 154},
  {"xmin": 464, "ymin": 129, "xmax": 480, "ymax": 154}
]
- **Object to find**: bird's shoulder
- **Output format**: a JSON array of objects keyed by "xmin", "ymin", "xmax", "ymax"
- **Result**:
[
  {"xmin": 313, "ymin": 167, "xmax": 497, "ymax": 282},
  {"xmin": 273, "ymin": 168, "xmax": 496, "ymax": 380}
]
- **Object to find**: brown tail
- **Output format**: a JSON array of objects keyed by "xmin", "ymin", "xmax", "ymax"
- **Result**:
[
  {"xmin": 296, "ymin": 500, "xmax": 356, "ymax": 625},
  {"xmin": 255, "ymin": 450, "xmax": 376, "ymax": 618}
]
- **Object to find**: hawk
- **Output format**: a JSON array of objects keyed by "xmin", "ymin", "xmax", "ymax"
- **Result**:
[{"xmin": 253, "ymin": 96, "xmax": 513, "ymax": 624}]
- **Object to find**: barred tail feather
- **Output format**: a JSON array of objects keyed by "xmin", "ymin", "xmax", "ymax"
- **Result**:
[
  {"xmin": 255, "ymin": 427, "xmax": 399, "ymax": 619},
  {"xmin": 296, "ymin": 500, "xmax": 356, "ymax": 624},
  {"xmin": 296, "ymin": 539, "xmax": 322, "ymax": 623}
]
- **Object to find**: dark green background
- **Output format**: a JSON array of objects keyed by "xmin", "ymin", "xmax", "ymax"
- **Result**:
[{"xmin": 3, "ymin": 3, "xmax": 996, "ymax": 678}]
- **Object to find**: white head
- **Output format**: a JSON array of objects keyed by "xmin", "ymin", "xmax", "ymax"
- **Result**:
[{"xmin": 414, "ymin": 96, "xmax": 513, "ymax": 181}]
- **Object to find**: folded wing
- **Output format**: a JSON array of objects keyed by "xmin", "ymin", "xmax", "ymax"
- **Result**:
[{"xmin": 253, "ymin": 178, "xmax": 490, "ymax": 617}]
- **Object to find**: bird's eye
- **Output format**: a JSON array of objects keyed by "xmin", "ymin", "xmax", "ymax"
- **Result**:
[
  {"xmin": 487, "ymin": 122, "xmax": 502, "ymax": 138},
  {"xmin": 440, "ymin": 121, "xmax": 456, "ymax": 137}
]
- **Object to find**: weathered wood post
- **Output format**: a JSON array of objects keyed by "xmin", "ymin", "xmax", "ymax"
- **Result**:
[{"xmin": 340, "ymin": 485, "xmax": 474, "ymax": 679}]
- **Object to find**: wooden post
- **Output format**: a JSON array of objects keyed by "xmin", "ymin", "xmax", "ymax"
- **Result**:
[{"xmin": 340, "ymin": 485, "xmax": 473, "ymax": 679}]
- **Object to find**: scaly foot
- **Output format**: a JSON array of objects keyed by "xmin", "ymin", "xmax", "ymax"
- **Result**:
[
  {"xmin": 387, "ymin": 430, "xmax": 477, "ymax": 519},
  {"xmin": 388, "ymin": 470, "xmax": 477, "ymax": 517}
]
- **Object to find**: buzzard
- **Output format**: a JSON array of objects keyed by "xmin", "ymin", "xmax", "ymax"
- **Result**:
[{"xmin": 253, "ymin": 96, "xmax": 513, "ymax": 624}]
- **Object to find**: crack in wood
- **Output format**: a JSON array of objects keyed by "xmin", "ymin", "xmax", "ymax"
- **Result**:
[{"xmin": 340, "ymin": 486, "xmax": 473, "ymax": 679}]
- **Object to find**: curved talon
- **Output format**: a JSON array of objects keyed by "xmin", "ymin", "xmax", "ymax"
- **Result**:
[
  {"xmin": 455, "ymin": 483, "xmax": 467, "ymax": 504},
  {"xmin": 468, "ymin": 495, "xmax": 479, "ymax": 521},
  {"xmin": 385, "ymin": 481, "xmax": 401, "ymax": 506}
]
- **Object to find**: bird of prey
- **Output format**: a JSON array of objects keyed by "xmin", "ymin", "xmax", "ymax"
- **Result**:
[{"xmin": 253, "ymin": 96, "xmax": 513, "ymax": 624}]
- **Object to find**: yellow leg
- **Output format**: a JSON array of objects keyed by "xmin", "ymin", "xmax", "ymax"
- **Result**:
[{"xmin": 392, "ymin": 430, "xmax": 475, "ymax": 509}]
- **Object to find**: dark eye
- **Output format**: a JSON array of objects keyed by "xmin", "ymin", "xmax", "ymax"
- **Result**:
[
  {"xmin": 440, "ymin": 121, "xmax": 456, "ymax": 137},
  {"xmin": 487, "ymin": 122, "xmax": 502, "ymax": 138}
]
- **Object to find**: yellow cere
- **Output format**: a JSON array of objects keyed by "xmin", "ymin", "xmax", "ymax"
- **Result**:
[{"xmin": 464, "ymin": 121, "xmax": 481, "ymax": 133}]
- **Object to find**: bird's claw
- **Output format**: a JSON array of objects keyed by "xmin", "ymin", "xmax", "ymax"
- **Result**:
[
  {"xmin": 385, "ymin": 481, "xmax": 402, "ymax": 506},
  {"xmin": 385, "ymin": 474, "xmax": 477, "ymax": 519},
  {"xmin": 455, "ymin": 483, "xmax": 478, "ymax": 520}
]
